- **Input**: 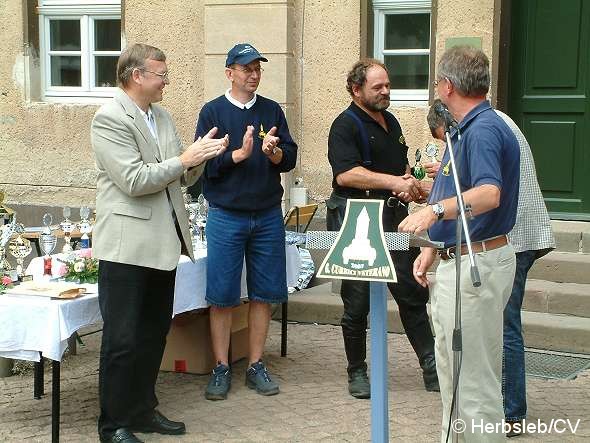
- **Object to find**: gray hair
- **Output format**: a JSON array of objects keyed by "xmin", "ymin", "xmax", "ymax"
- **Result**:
[
  {"xmin": 117, "ymin": 43, "xmax": 166, "ymax": 87},
  {"xmin": 437, "ymin": 46, "xmax": 489, "ymax": 97},
  {"xmin": 427, "ymin": 98, "xmax": 446, "ymax": 133}
]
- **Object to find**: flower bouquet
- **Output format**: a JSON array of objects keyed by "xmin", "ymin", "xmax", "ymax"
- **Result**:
[
  {"xmin": 0, "ymin": 275, "xmax": 13, "ymax": 294},
  {"xmin": 59, "ymin": 251, "xmax": 99, "ymax": 284}
]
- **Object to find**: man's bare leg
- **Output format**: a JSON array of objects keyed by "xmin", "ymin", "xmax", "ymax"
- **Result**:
[
  {"xmin": 248, "ymin": 301, "xmax": 271, "ymax": 364},
  {"xmin": 210, "ymin": 306, "xmax": 233, "ymax": 365}
]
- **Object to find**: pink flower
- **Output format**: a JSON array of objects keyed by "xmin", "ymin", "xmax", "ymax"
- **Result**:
[
  {"xmin": 53, "ymin": 262, "xmax": 67, "ymax": 278},
  {"xmin": 1, "ymin": 276, "xmax": 11, "ymax": 285},
  {"xmin": 76, "ymin": 248, "xmax": 92, "ymax": 258}
]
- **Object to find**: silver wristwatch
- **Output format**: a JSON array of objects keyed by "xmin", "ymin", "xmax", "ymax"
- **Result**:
[{"xmin": 431, "ymin": 202, "xmax": 445, "ymax": 220}]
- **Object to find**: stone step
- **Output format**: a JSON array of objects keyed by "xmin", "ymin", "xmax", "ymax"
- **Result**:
[
  {"xmin": 528, "ymin": 251, "xmax": 590, "ymax": 284},
  {"xmin": 523, "ymin": 279, "xmax": 590, "ymax": 318},
  {"xmin": 283, "ymin": 282, "xmax": 590, "ymax": 354},
  {"xmin": 551, "ymin": 220, "xmax": 590, "ymax": 253},
  {"xmin": 521, "ymin": 311, "xmax": 590, "ymax": 354}
]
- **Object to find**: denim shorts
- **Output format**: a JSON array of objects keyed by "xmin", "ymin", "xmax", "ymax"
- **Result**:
[{"xmin": 205, "ymin": 204, "xmax": 287, "ymax": 307}]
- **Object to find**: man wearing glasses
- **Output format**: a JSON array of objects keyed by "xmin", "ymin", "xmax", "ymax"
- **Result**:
[
  {"xmin": 92, "ymin": 43, "xmax": 227, "ymax": 442},
  {"xmin": 194, "ymin": 43, "xmax": 297, "ymax": 401},
  {"xmin": 399, "ymin": 46, "xmax": 520, "ymax": 441},
  {"xmin": 326, "ymin": 59, "xmax": 438, "ymax": 400}
]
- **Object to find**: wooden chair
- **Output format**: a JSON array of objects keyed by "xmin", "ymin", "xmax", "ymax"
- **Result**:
[{"xmin": 281, "ymin": 203, "xmax": 318, "ymax": 356}]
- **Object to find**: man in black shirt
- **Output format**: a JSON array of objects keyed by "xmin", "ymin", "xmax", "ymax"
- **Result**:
[{"xmin": 327, "ymin": 59, "xmax": 438, "ymax": 398}]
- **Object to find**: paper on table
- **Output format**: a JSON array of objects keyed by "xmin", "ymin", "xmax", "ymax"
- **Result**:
[{"xmin": 3, "ymin": 281, "xmax": 96, "ymax": 299}]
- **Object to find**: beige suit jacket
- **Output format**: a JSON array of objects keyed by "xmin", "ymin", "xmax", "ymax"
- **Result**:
[{"xmin": 91, "ymin": 88, "xmax": 202, "ymax": 270}]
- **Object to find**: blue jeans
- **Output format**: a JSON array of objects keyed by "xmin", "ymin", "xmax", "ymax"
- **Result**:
[
  {"xmin": 502, "ymin": 249, "xmax": 537, "ymax": 421},
  {"xmin": 205, "ymin": 204, "xmax": 287, "ymax": 307}
]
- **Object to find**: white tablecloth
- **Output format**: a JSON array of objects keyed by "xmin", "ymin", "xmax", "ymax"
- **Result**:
[
  {"xmin": 0, "ymin": 291, "xmax": 101, "ymax": 362},
  {"xmin": 173, "ymin": 245, "xmax": 300, "ymax": 315},
  {"xmin": 0, "ymin": 245, "xmax": 301, "ymax": 362}
]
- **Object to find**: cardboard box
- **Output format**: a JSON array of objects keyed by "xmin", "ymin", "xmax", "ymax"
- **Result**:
[{"xmin": 160, "ymin": 302, "xmax": 249, "ymax": 375}]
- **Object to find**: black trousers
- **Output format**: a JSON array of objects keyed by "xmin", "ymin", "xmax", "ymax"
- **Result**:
[
  {"xmin": 326, "ymin": 194, "xmax": 435, "ymax": 373},
  {"xmin": 97, "ymin": 260, "xmax": 176, "ymax": 438}
]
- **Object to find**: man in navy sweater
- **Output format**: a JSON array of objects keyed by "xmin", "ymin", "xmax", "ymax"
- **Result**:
[{"xmin": 195, "ymin": 43, "xmax": 297, "ymax": 401}]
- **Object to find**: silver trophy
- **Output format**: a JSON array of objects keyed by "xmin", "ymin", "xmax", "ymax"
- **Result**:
[
  {"xmin": 425, "ymin": 142, "xmax": 439, "ymax": 163},
  {"xmin": 0, "ymin": 216, "xmax": 16, "ymax": 274},
  {"xmin": 40, "ymin": 213, "xmax": 57, "ymax": 276},
  {"xmin": 77, "ymin": 206, "xmax": 92, "ymax": 249},
  {"xmin": 184, "ymin": 194, "xmax": 197, "ymax": 240},
  {"xmin": 182, "ymin": 188, "xmax": 196, "ymax": 236},
  {"xmin": 8, "ymin": 223, "xmax": 32, "ymax": 279},
  {"xmin": 60, "ymin": 206, "xmax": 75, "ymax": 253},
  {"xmin": 194, "ymin": 194, "xmax": 208, "ymax": 249}
]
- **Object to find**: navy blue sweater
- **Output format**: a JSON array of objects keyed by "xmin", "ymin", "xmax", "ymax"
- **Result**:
[{"xmin": 195, "ymin": 95, "xmax": 297, "ymax": 211}]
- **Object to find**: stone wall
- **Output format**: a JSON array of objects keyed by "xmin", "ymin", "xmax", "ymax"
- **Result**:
[{"xmin": 0, "ymin": 0, "xmax": 498, "ymax": 214}]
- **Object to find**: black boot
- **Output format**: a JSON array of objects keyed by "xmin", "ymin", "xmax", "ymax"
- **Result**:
[
  {"xmin": 347, "ymin": 363, "xmax": 371, "ymax": 399},
  {"xmin": 420, "ymin": 353, "xmax": 440, "ymax": 392},
  {"xmin": 343, "ymin": 334, "xmax": 370, "ymax": 399}
]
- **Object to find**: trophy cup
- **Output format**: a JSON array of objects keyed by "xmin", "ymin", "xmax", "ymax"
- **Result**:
[
  {"xmin": 193, "ymin": 194, "xmax": 208, "ymax": 249},
  {"xmin": 77, "ymin": 206, "xmax": 92, "ymax": 249},
  {"xmin": 60, "ymin": 207, "xmax": 75, "ymax": 253},
  {"xmin": 424, "ymin": 142, "xmax": 439, "ymax": 163},
  {"xmin": 184, "ymin": 193, "xmax": 197, "ymax": 240},
  {"xmin": 412, "ymin": 148, "xmax": 426, "ymax": 180},
  {"xmin": 8, "ymin": 223, "xmax": 32, "ymax": 280},
  {"xmin": 39, "ymin": 213, "xmax": 57, "ymax": 277},
  {"xmin": 0, "ymin": 217, "xmax": 15, "ymax": 275}
]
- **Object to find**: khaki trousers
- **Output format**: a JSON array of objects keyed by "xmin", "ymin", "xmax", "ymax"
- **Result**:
[{"xmin": 432, "ymin": 244, "xmax": 516, "ymax": 442}]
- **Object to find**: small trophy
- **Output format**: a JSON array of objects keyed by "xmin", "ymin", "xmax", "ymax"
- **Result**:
[
  {"xmin": 8, "ymin": 223, "xmax": 32, "ymax": 280},
  {"xmin": 194, "ymin": 194, "xmax": 208, "ymax": 249},
  {"xmin": 425, "ymin": 142, "xmax": 439, "ymax": 163},
  {"xmin": 0, "ymin": 217, "xmax": 15, "ymax": 274},
  {"xmin": 77, "ymin": 206, "xmax": 92, "ymax": 249},
  {"xmin": 412, "ymin": 148, "xmax": 426, "ymax": 180},
  {"xmin": 184, "ymin": 194, "xmax": 197, "ymax": 240},
  {"xmin": 60, "ymin": 207, "xmax": 74, "ymax": 253},
  {"xmin": 40, "ymin": 213, "xmax": 57, "ymax": 276}
]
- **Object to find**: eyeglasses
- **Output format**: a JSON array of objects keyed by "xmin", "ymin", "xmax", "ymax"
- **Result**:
[
  {"xmin": 232, "ymin": 66, "xmax": 264, "ymax": 76},
  {"xmin": 141, "ymin": 69, "xmax": 169, "ymax": 82},
  {"xmin": 433, "ymin": 77, "xmax": 449, "ymax": 87}
]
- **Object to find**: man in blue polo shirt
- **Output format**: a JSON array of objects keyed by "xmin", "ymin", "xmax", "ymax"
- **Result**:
[
  {"xmin": 399, "ymin": 46, "xmax": 519, "ymax": 442},
  {"xmin": 194, "ymin": 43, "xmax": 297, "ymax": 401}
]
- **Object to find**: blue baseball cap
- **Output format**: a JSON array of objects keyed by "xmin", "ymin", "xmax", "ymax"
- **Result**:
[{"xmin": 225, "ymin": 43, "xmax": 268, "ymax": 67}]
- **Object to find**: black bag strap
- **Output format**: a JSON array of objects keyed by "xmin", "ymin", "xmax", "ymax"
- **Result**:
[{"xmin": 344, "ymin": 109, "xmax": 372, "ymax": 167}]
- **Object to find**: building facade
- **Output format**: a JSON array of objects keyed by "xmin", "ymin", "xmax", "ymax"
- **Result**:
[{"xmin": 1, "ymin": 0, "xmax": 588, "ymax": 221}]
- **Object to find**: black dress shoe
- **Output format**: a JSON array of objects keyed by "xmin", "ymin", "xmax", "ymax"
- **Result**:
[
  {"xmin": 131, "ymin": 410, "xmax": 186, "ymax": 435},
  {"xmin": 100, "ymin": 428, "xmax": 143, "ymax": 443}
]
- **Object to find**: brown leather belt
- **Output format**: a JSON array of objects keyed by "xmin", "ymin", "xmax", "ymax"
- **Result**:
[{"xmin": 438, "ymin": 235, "xmax": 508, "ymax": 260}]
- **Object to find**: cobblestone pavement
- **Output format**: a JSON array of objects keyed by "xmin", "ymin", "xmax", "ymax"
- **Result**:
[{"xmin": 1, "ymin": 321, "xmax": 589, "ymax": 442}]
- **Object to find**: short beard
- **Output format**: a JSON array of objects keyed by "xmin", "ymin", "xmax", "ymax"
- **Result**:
[{"xmin": 363, "ymin": 97, "xmax": 390, "ymax": 112}]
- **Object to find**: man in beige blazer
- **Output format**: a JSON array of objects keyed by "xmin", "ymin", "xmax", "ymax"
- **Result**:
[{"xmin": 91, "ymin": 43, "xmax": 227, "ymax": 443}]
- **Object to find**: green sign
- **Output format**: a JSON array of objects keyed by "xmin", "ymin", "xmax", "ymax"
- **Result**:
[
  {"xmin": 317, "ymin": 199, "xmax": 396, "ymax": 282},
  {"xmin": 445, "ymin": 37, "xmax": 482, "ymax": 50}
]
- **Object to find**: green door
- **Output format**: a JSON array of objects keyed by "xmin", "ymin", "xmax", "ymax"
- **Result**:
[{"xmin": 508, "ymin": 0, "xmax": 590, "ymax": 219}]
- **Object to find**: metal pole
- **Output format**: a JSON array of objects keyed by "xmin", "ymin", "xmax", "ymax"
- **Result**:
[
  {"xmin": 51, "ymin": 360, "xmax": 60, "ymax": 443},
  {"xmin": 370, "ymin": 281, "xmax": 389, "ymax": 443},
  {"xmin": 34, "ymin": 354, "xmax": 44, "ymax": 399}
]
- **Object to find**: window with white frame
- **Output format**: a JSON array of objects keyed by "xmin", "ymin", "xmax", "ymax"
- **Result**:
[
  {"xmin": 373, "ymin": 0, "xmax": 431, "ymax": 102},
  {"xmin": 38, "ymin": 0, "xmax": 122, "ymax": 100}
]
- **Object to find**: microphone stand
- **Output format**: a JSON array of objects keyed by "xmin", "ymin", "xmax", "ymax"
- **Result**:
[{"xmin": 444, "ymin": 124, "xmax": 481, "ymax": 443}]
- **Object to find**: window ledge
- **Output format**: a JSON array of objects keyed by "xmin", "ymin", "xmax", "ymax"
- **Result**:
[
  {"xmin": 34, "ymin": 95, "xmax": 113, "ymax": 105},
  {"xmin": 389, "ymin": 100, "xmax": 429, "ymax": 109}
]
